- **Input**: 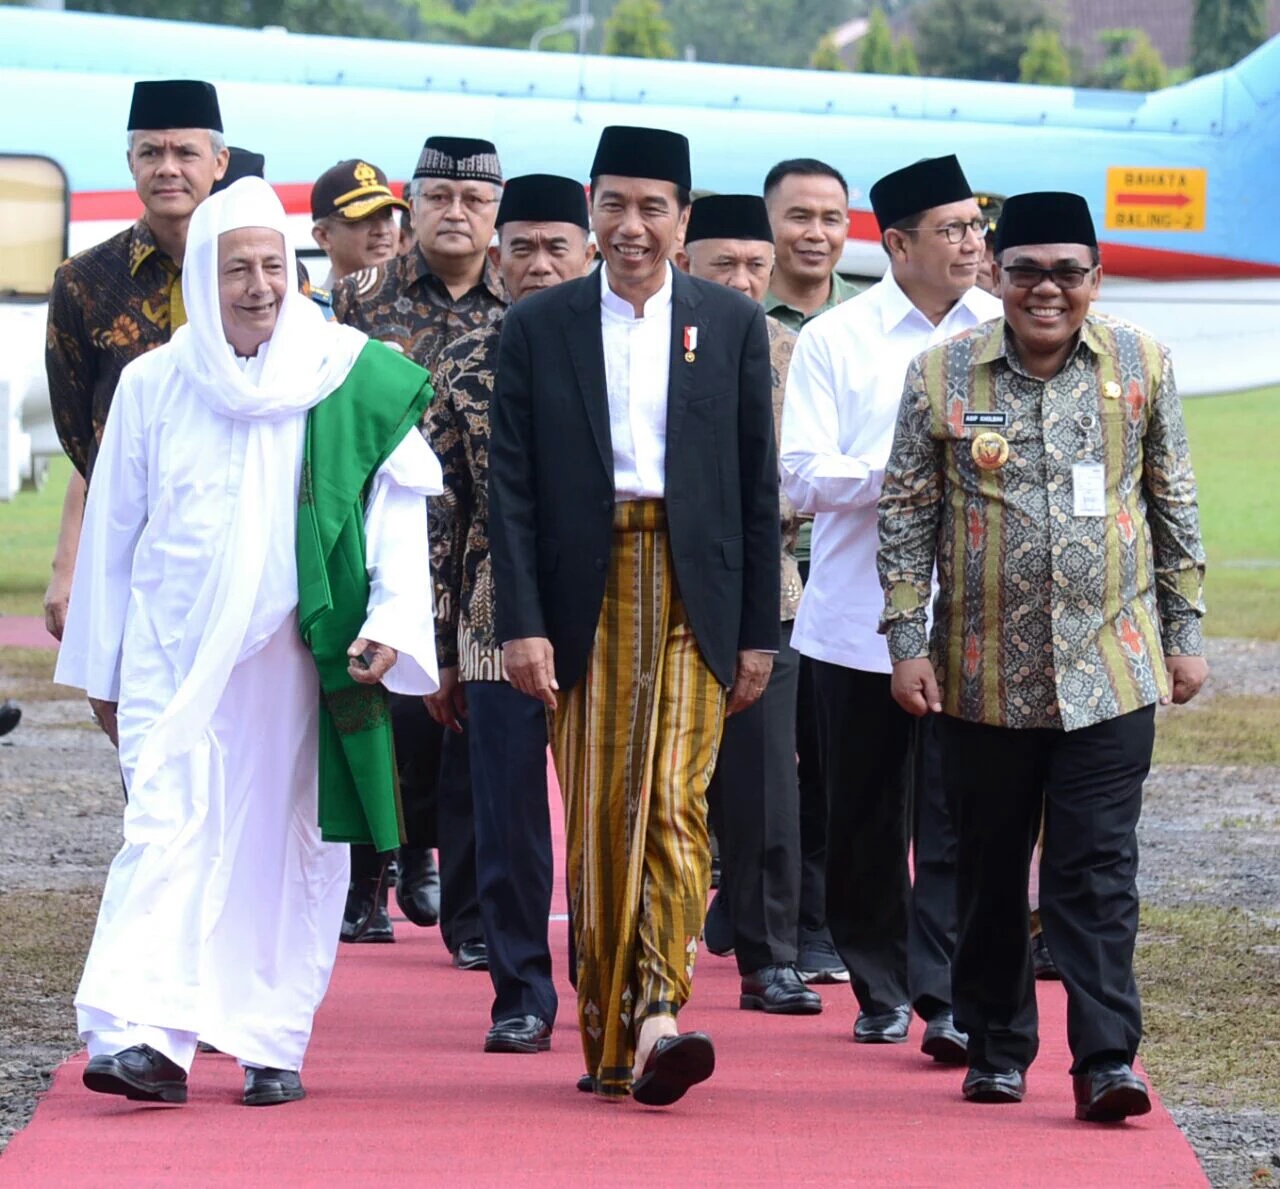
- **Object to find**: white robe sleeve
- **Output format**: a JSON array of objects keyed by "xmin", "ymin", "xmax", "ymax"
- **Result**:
[
  {"xmin": 53, "ymin": 368, "xmax": 150, "ymax": 702},
  {"xmin": 360, "ymin": 429, "xmax": 444, "ymax": 696},
  {"xmin": 780, "ymin": 326, "xmax": 884, "ymax": 516}
]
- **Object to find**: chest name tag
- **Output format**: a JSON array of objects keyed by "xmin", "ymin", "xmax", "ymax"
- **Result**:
[
  {"xmin": 962, "ymin": 411, "xmax": 1009, "ymax": 428},
  {"xmin": 1072, "ymin": 461, "xmax": 1106, "ymax": 517}
]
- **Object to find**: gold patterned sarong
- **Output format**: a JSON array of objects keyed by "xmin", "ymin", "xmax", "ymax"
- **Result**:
[{"xmin": 552, "ymin": 499, "xmax": 726, "ymax": 1098}]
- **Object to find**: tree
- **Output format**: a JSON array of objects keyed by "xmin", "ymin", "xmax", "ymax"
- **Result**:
[
  {"xmin": 895, "ymin": 35, "xmax": 920, "ymax": 76},
  {"xmin": 665, "ymin": 0, "xmax": 859, "ymax": 70},
  {"xmin": 1019, "ymin": 27, "xmax": 1072, "ymax": 85},
  {"xmin": 857, "ymin": 6, "xmax": 898, "ymax": 73},
  {"xmin": 810, "ymin": 33, "xmax": 848, "ymax": 71},
  {"xmin": 1121, "ymin": 31, "xmax": 1169, "ymax": 91},
  {"xmin": 1191, "ymin": 0, "xmax": 1267, "ymax": 75},
  {"xmin": 603, "ymin": 0, "xmax": 675, "ymax": 59},
  {"xmin": 914, "ymin": 0, "xmax": 1056, "ymax": 82}
]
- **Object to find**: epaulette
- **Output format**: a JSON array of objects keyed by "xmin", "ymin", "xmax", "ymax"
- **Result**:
[{"xmin": 308, "ymin": 285, "xmax": 335, "ymax": 320}]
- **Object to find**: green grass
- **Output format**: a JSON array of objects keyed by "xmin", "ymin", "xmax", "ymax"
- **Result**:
[
  {"xmin": 1, "ymin": 388, "xmax": 1277, "ymax": 636},
  {"xmin": 0, "ymin": 455, "xmax": 69, "ymax": 617},
  {"xmin": 1154, "ymin": 695, "xmax": 1280, "ymax": 766},
  {"xmin": 1183, "ymin": 386, "xmax": 1280, "ymax": 639}
]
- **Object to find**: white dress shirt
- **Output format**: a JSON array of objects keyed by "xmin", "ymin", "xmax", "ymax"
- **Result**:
[
  {"xmin": 781, "ymin": 270, "xmax": 1002, "ymax": 673},
  {"xmin": 601, "ymin": 262, "xmax": 673, "ymax": 499}
]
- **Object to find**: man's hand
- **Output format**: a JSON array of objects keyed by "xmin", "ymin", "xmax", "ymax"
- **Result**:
[
  {"xmin": 347, "ymin": 637, "xmax": 397, "ymax": 685},
  {"xmin": 88, "ymin": 697, "xmax": 119, "ymax": 747},
  {"xmin": 1164, "ymin": 656, "xmax": 1208, "ymax": 706},
  {"xmin": 425, "ymin": 666, "xmax": 467, "ymax": 733},
  {"xmin": 502, "ymin": 637, "xmax": 558, "ymax": 710},
  {"xmin": 891, "ymin": 658, "xmax": 942, "ymax": 717},
  {"xmin": 726, "ymin": 650, "xmax": 774, "ymax": 717},
  {"xmin": 43, "ymin": 570, "xmax": 72, "ymax": 641}
]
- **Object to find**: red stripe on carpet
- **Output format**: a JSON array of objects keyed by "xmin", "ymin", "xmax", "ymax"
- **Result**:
[
  {"xmin": 0, "ymin": 618, "xmax": 59, "ymax": 650},
  {"xmin": 1, "ymin": 780, "xmax": 1207, "ymax": 1186}
]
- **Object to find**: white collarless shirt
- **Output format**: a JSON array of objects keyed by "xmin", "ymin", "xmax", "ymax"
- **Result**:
[
  {"xmin": 781, "ymin": 271, "xmax": 1002, "ymax": 673},
  {"xmin": 600, "ymin": 262, "xmax": 673, "ymax": 500}
]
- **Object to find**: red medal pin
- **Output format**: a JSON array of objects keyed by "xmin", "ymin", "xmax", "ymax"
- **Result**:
[{"xmin": 684, "ymin": 325, "xmax": 697, "ymax": 363}]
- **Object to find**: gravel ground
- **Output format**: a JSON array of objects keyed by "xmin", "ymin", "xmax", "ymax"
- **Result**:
[{"xmin": 1, "ymin": 637, "xmax": 1277, "ymax": 1182}]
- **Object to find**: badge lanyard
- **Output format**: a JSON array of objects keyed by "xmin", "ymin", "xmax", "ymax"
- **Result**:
[{"xmin": 1072, "ymin": 409, "xmax": 1105, "ymax": 518}]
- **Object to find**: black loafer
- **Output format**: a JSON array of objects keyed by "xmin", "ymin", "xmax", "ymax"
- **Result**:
[
  {"xmin": 395, "ymin": 846, "xmax": 441, "ymax": 928},
  {"xmin": 631, "ymin": 1032, "xmax": 715, "ymax": 1106},
  {"xmin": 485, "ymin": 1015, "xmax": 552, "ymax": 1053},
  {"xmin": 1073, "ymin": 1061, "xmax": 1151, "ymax": 1122},
  {"xmin": 702, "ymin": 890, "xmax": 735, "ymax": 957},
  {"xmin": 854, "ymin": 1003, "xmax": 911, "ymax": 1044},
  {"xmin": 1032, "ymin": 933, "xmax": 1061, "ymax": 981},
  {"xmin": 963, "ymin": 1067, "xmax": 1026, "ymax": 1104},
  {"xmin": 740, "ymin": 964, "xmax": 823, "ymax": 1015},
  {"xmin": 921, "ymin": 1010, "xmax": 968, "ymax": 1065},
  {"xmin": 243, "ymin": 1067, "xmax": 305, "ymax": 1107},
  {"xmin": 340, "ymin": 865, "xmax": 394, "ymax": 943},
  {"xmin": 577, "ymin": 1073, "xmax": 596, "ymax": 1093},
  {"xmin": 452, "ymin": 939, "xmax": 488, "ymax": 971},
  {"xmin": 82, "ymin": 1044, "xmax": 187, "ymax": 1104}
]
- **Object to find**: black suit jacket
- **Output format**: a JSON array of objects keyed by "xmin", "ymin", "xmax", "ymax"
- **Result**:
[{"xmin": 489, "ymin": 268, "xmax": 780, "ymax": 692}]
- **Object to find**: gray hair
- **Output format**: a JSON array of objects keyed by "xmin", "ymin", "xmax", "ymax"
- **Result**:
[{"xmin": 128, "ymin": 129, "xmax": 227, "ymax": 156}]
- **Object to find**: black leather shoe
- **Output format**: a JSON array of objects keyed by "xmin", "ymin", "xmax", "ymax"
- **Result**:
[
  {"xmin": 1073, "ymin": 1061, "xmax": 1151, "ymax": 1122},
  {"xmin": 339, "ymin": 862, "xmax": 394, "ymax": 943},
  {"xmin": 82, "ymin": 1044, "xmax": 187, "ymax": 1104},
  {"xmin": 485, "ymin": 1015, "xmax": 552, "ymax": 1053},
  {"xmin": 1032, "ymin": 932, "xmax": 1061, "ymax": 981},
  {"xmin": 963, "ymin": 1067, "xmax": 1026, "ymax": 1104},
  {"xmin": 577, "ymin": 1073, "xmax": 596, "ymax": 1093},
  {"xmin": 395, "ymin": 846, "xmax": 440, "ymax": 928},
  {"xmin": 632, "ymin": 1032, "xmax": 716, "ymax": 1106},
  {"xmin": 452, "ymin": 938, "xmax": 488, "ymax": 971},
  {"xmin": 854, "ymin": 1003, "xmax": 911, "ymax": 1044},
  {"xmin": 703, "ymin": 890, "xmax": 734, "ymax": 957},
  {"xmin": 740, "ymin": 964, "xmax": 823, "ymax": 1015},
  {"xmin": 243, "ymin": 1067, "xmax": 305, "ymax": 1107},
  {"xmin": 0, "ymin": 700, "xmax": 21, "ymax": 738},
  {"xmin": 921, "ymin": 1010, "xmax": 968, "ymax": 1065}
]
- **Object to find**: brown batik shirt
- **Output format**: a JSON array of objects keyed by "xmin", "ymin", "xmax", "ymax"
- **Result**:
[
  {"xmin": 766, "ymin": 315, "xmax": 804, "ymax": 622},
  {"xmin": 877, "ymin": 313, "xmax": 1206, "ymax": 732},
  {"xmin": 330, "ymin": 244, "xmax": 507, "ymax": 373},
  {"xmin": 45, "ymin": 221, "xmax": 185, "ymax": 479},
  {"xmin": 424, "ymin": 320, "xmax": 504, "ymax": 682}
]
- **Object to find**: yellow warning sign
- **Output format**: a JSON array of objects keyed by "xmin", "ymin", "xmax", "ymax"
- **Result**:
[{"xmin": 1105, "ymin": 167, "xmax": 1207, "ymax": 232}]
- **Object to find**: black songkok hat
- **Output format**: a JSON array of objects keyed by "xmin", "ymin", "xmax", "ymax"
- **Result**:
[
  {"xmin": 685, "ymin": 195, "xmax": 774, "ymax": 245},
  {"xmin": 496, "ymin": 174, "xmax": 589, "ymax": 230},
  {"xmin": 127, "ymin": 80, "xmax": 222, "ymax": 132},
  {"xmin": 869, "ymin": 154, "xmax": 972, "ymax": 232},
  {"xmin": 413, "ymin": 136, "xmax": 503, "ymax": 185},
  {"xmin": 994, "ymin": 191, "xmax": 1098, "ymax": 254},
  {"xmin": 212, "ymin": 147, "xmax": 265, "ymax": 194},
  {"xmin": 590, "ymin": 126, "xmax": 692, "ymax": 191}
]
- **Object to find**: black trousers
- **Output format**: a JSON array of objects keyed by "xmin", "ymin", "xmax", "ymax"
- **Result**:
[
  {"xmin": 938, "ymin": 707, "xmax": 1154, "ymax": 1074},
  {"xmin": 907, "ymin": 714, "xmax": 959, "ymax": 1021},
  {"xmin": 813, "ymin": 662, "xmax": 912, "ymax": 1014},
  {"xmin": 795, "ymin": 560, "xmax": 828, "ymax": 945},
  {"xmin": 467, "ymin": 680, "xmax": 557, "ymax": 1025},
  {"xmin": 706, "ymin": 622, "xmax": 801, "ymax": 975}
]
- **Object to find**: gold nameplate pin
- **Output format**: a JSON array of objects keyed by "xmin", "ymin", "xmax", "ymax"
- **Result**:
[{"xmin": 1103, "ymin": 380, "xmax": 1122, "ymax": 399}]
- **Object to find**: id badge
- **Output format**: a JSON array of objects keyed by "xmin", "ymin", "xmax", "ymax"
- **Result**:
[{"xmin": 1072, "ymin": 461, "xmax": 1106, "ymax": 517}]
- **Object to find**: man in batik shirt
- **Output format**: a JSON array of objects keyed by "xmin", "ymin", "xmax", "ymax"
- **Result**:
[
  {"xmin": 877, "ymin": 190, "xmax": 1208, "ymax": 1123},
  {"xmin": 43, "ymin": 79, "xmax": 227, "ymax": 638},
  {"xmin": 425, "ymin": 173, "xmax": 595, "ymax": 1056}
]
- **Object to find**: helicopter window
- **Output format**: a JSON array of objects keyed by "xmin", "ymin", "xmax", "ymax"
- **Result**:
[{"xmin": 0, "ymin": 155, "xmax": 69, "ymax": 299}]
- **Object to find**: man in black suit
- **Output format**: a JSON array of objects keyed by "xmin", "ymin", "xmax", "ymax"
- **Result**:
[{"xmin": 489, "ymin": 125, "xmax": 779, "ymax": 1107}]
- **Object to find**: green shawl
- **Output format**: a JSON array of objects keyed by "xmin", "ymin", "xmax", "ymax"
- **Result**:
[{"xmin": 296, "ymin": 340, "xmax": 433, "ymax": 851}]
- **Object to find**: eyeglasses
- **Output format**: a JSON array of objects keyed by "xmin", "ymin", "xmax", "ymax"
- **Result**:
[
  {"xmin": 1001, "ymin": 265, "xmax": 1095, "ymax": 290},
  {"xmin": 899, "ymin": 217, "xmax": 987, "ymax": 244},
  {"xmin": 419, "ymin": 191, "xmax": 497, "ymax": 214}
]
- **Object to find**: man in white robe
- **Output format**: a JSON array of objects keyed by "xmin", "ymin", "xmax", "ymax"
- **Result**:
[{"xmin": 55, "ymin": 178, "xmax": 441, "ymax": 1108}]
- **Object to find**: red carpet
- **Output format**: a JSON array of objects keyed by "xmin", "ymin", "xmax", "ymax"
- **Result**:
[
  {"xmin": 2, "ymin": 780, "xmax": 1207, "ymax": 1186},
  {"xmin": 0, "ymin": 617, "xmax": 59, "ymax": 651}
]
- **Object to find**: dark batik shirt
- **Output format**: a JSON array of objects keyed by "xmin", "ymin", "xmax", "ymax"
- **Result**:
[
  {"xmin": 330, "ymin": 245, "xmax": 507, "ymax": 373},
  {"xmin": 877, "ymin": 314, "xmax": 1206, "ymax": 732},
  {"xmin": 766, "ymin": 316, "xmax": 804, "ymax": 622},
  {"xmin": 423, "ymin": 320, "xmax": 503, "ymax": 682},
  {"xmin": 45, "ymin": 220, "xmax": 184, "ymax": 479}
]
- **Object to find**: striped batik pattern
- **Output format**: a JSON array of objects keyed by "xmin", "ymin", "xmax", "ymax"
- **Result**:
[{"xmin": 551, "ymin": 499, "xmax": 726, "ymax": 1097}]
